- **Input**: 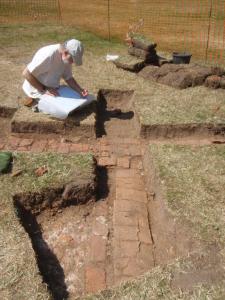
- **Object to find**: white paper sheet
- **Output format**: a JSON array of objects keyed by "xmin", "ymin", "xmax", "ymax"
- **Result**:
[
  {"xmin": 106, "ymin": 54, "xmax": 119, "ymax": 61},
  {"xmin": 38, "ymin": 86, "xmax": 95, "ymax": 119}
]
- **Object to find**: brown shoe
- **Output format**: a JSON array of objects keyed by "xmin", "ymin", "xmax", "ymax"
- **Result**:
[{"xmin": 22, "ymin": 97, "xmax": 34, "ymax": 107}]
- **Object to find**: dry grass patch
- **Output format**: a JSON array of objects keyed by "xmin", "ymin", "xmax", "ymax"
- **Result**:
[
  {"xmin": 84, "ymin": 250, "xmax": 225, "ymax": 300},
  {"xmin": 0, "ymin": 152, "xmax": 94, "ymax": 300},
  {"xmin": 134, "ymin": 85, "xmax": 225, "ymax": 125},
  {"xmin": 149, "ymin": 144, "xmax": 225, "ymax": 245},
  {"xmin": 2, "ymin": 24, "xmax": 225, "ymax": 132}
]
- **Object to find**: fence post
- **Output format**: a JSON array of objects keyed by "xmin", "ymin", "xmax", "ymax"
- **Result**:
[
  {"xmin": 57, "ymin": 0, "xmax": 62, "ymax": 25},
  {"xmin": 107, "ymin": 0, "xmax": 111, "ymax": 41},
  {"xmin": 205, "ymin": 0, "xmax": 213, "ymax": 62}
]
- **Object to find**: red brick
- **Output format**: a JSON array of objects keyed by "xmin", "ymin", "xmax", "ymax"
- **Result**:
[
  {"xmin": 138, "ymin": 227, "xmax": 152, "ymax": 244},
  {"xmin": 82, "ymin": 144, "xmax": 90, "ymax": 152},
  {"xmin": 130, "ymin": 158, "xmax": 143, "ymax": 170},
  {"xmin": 31, "ymin": 140, "xmax": 47, "ymax": 152},
  {"xmin": 115, "ymin": 176, "xmax": 143, "ymax": 188},
  {"xmin": 85, "ymin": 266, "xmax": 106, "ymax": 293},
  {"xmin": 113, "ymin": 240, "xmax": 139, "ymax": 258},
  {"xmin": 98, "ymin": 156, "xmax": 116, "ymax": 167},
  {"xmin": 114, "ymin": 257, "xmax": 129, "ymax": 276},
  {"xmin": 93, "ymin": 201, "xmax": 108, "ymax": 216},
  {"xmin": 57, "ymin": 143, "xmax": 70, "ymax": 153},
  {"xmin": 89, "ymin": 235, "xmax": 106, "ymax": 262},
  {"xmin": 123, "ymin": 138, "xmax": 140, "ymax": 145},
  {"xmin": 114, "ymin": 225, "xmax": 138, "ymax": 241},
  {"xmin": 69, "ymin": 143, "xmax": 83, "ymax": 152},
  {"xmin": 116, "ymin": 169, "xmax": 139, "ymax": 178},
  {"xmin": 117, "ymin": 156, "xmax": 130, "ymax": 168},
  {"xmin": 8, "ymin": 136, "xmax": 21, "ymax": 149},
  {"xmin": 99, "ymin": 144, "xmax": 110, "ymax": 152},
  {"xmin": 138, "ymin": 215, "xmax": 149, "ymax": 228},
  {"xmin": 137, "ymin": 243, "xmax": 154, "ymax": 267},
  {"xmin": 129, "ymin": 145, "xmax": 141, "ymax": 156},
  {"xmin": 114, "ymin": 200, "xmax": 147, "ymax": 216},
  {"xmin": 100, "ymin": 151, "xmax": 110, "ymax": 157},
  {"xmin": 141, "ymin": 147, "xmax": 146, "ymax": 156},
  {"xmin": 89, "ymin": 144, "xmax": 97, "ymax": 152},
  {"xmin": 17, "ymin": 146, "xmax": 29, "ymax": 152},
  {"xmin": 113, "ymin": 147, "xmax": 131, "ymax": 156},
  {"xmin": 47, "ymin": 140, "xmax": 59, "ymax": 151},
  {"xmin": 92, "ymin": 217, "xmax": 108, "ymax": 237},
  {"xmin": 113, "ymin": 211, "xmax": 138, "ymax": 227},
  {"xmin": 116, "ymin": 188, "xmax": 147, "ymax": 203},
  {"xmin": 0, "ymin": 142, "xmax": 5, "ymax": 150},
  {"xmin": 116, "ymin": 181, "xmax": 144, "ymax": 192},
  {"xmin": 122, "ymin": 258, "xmax": 144, "ymax": 277},
  {"xmin": 19, "ymin": 138, "xmax": 33, "ymax": 147}
]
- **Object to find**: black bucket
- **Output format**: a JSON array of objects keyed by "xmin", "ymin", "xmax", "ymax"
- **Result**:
[{"xmin": 173, "ymin": 52, "xmax": 192, "ymax": 64}]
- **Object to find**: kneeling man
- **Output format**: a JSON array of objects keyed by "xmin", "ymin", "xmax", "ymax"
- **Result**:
[{"xmin": 22, "ymin": 39, "xmax": 93, "ymax": 119}]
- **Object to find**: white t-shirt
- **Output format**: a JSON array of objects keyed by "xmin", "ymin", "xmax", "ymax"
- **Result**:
[{"xmin": 23, "ymin": 44, "xmax": 73, "ymax": 98}]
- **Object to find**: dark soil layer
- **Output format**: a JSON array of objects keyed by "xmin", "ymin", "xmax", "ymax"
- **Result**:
[
  {"xmin": 14, "ymin": 179, "xmax": 94, "ymax": 215},
  {"xmin": 0, "ymin": 106, "xmax": 17, "ymax": 118},
  {"xmin": 139, "ymin": 123, "xmax": 225, "ymax": 139},
  {"xmin": 138, "ymin": 64, "xmax": 225, "ymax": 89},
  {"xmin": 96, "ymin": 89, "xmax": 137, "ymax": 138},
  {"xmin": 11, "ymin": 103, "xmax": 96, "ymax": 138}
]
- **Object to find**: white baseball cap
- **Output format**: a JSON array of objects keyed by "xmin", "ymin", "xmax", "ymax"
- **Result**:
[{"xmin": 64, "ymin": 39, "xmax": 84, "ymax": 66}]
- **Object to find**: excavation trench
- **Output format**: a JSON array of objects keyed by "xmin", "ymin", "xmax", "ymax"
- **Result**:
[
  {"xmin": 14, "ymin": 165, "xmax": 113, "ymax": 299},
  {"xmin": 13, "ymin": 90, "xmax": 208, "ymax": 298}
]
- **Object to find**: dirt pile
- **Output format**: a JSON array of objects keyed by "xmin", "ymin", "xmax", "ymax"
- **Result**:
[
  {"xmin": 114, "ymin": 37, "xmax": 168, "ymax": 73},
  {"xmin": 138, "ymin": 64, "xmax": 225, "ymax": 89},
  {"xmin": 205, "ymin": 73, "xmax": 225, "ymax": 89},
  {"xmin": 128, "ymin": 39, "xmax": 158, "ymax": 65}
]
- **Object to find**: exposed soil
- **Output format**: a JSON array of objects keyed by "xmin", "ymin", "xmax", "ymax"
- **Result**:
[
  {"xmin": 138, "ymin": 63, "xmax": 225, "ymax": 89},
  {"xmin": 0, "ymin": 117, "xmax": 11, "ymax": 140},
  {"xmin": 139, "ymin": 123, "xmax": 225, "ymax": 139},
  {"xmin": 14, "ymin": 157, "xmax": 115, "ymax": 299},
  {"xmin": 6, "ymin": 89, "xmax": 225, "ymax": 299},
  {"xmin": 96, "ymin": 89, "xmax": 136, "ymax": 139}
]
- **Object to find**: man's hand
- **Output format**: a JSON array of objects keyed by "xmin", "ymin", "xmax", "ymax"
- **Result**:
[
  {"xmin": 81, "ymin": 89, "xmax": 89, "ymax": 98},
  {"xmin": 45, "ymin": 88, "xmax": 59, "ymax": 97}
]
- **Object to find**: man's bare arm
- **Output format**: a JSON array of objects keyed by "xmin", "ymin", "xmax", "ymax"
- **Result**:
[
  {"xmin": 22, "ymin": 68, "xmax": 59, "ymax": 96},
  {"xmin": 22, "ymin": 68, "xmax": 45, "ymax": 93},
  {"xmin": 65, "ymin": 77, "xmax": 88, "ymax": 97}
]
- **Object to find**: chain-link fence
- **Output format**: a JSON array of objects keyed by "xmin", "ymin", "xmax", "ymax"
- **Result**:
[{"xmin": 1, "ymin": 0, "xmax": 225, "ymax": 65}]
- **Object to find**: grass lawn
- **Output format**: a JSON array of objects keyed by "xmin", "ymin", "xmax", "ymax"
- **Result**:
[
  {"xmin": 134, "ymin": 85, "xmax": 225, "ymax": 126},
  {"xmin": 1, "ymin": 24, "xmax": 225, "ymax": 130},
  {"xmin": 0, "ymin": 152, "xmax": 94, "ymax": 299},
  {"xmin": 148, "ymin": 144, "xmax": 225, "ymax": 245}
]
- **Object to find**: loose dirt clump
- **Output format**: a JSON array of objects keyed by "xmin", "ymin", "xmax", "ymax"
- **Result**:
[{"xmin": 138, "ymin": 63, "xmax": 222, "ymax": 89}]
